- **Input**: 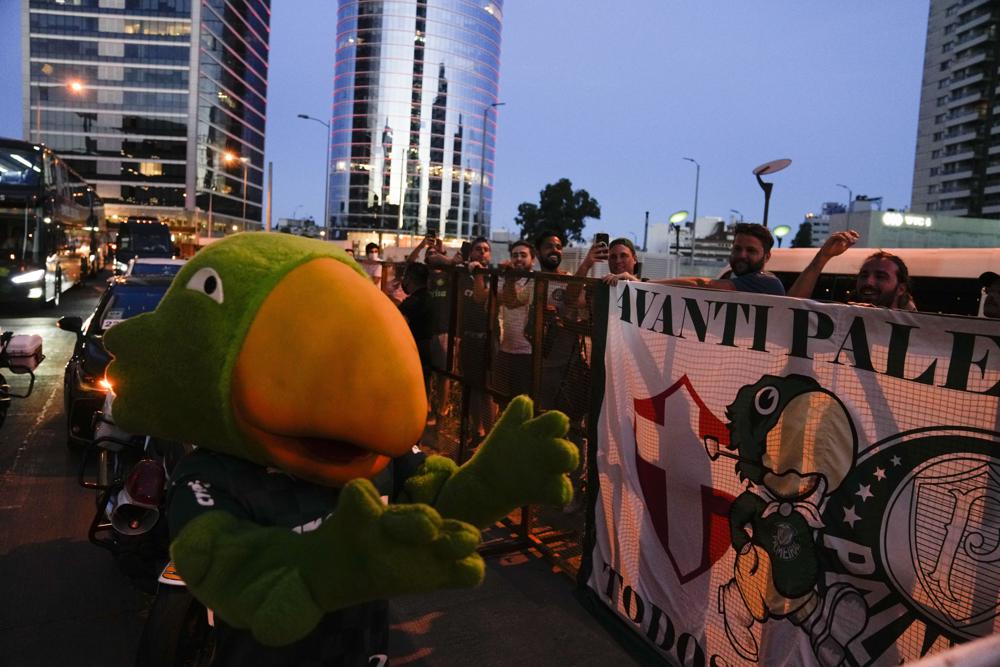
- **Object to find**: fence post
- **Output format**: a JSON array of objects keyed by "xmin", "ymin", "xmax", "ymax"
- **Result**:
[{"xmin": 576, "ymin": 280, "xmax": 609, "ymax": 588}]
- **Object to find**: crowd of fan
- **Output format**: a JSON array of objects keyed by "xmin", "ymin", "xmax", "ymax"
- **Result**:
[{"xmin": 360, "ymin": 224, "xmax": 999, "ymax": 437}]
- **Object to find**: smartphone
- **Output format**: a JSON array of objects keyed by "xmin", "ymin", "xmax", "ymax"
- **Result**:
[
  {"xmin": 595, "ymin": 232, "xmax": 609, "ymax": 246},
  {"xmin": 427, "ymin": 229, "xmax": 437, "ymax": 239},
  {"xmin": 460, "ymin": 241, "xmax": 472, "ymax": 260}
]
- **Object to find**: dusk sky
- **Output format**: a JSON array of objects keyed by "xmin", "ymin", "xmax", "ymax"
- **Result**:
[{"xmin": 0, "ymin": 1, "xmax": 930, "ymax": 243}]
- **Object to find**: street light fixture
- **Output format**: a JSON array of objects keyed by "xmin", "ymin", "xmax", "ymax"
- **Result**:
[
  {"xmin": 223, "ymin": 151, "xmax": 250, "ymax": 232},
  {"xmin": 836, "ymin": 183, "xmax": 853, "ymax": 232},
  {"xmin": 668, "ymin": 209, "xmax": 689, "ymax": 257},
  {"xmin": 297, "ymin": 114, "xmax": 332, "ymax": 233},
  {"xmin": 752, "ymin": 158, "xmax": 792, "ymax": 228},
  {"xmin": 730, "ymin": 208, "xmax": 744, "ymax": 223},
  {"xmin": 34, "ymin": 78, "xmax": 85, "ymax": 143},
  {"xmin": 478, "ymin": 101, "xmax": 505, "ymax": 239},
  {"xmin": 772, "ymin": 224, "xmax": 792, "ymax": 247},
  {"xmin": 682, "ymin": 157, "xmax": 700, "ymax": 261}
]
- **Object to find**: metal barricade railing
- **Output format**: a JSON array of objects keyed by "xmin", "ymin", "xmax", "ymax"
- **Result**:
[{"xmin": 410, "ymin": 264, "xmax": 606, "ymax": 577}]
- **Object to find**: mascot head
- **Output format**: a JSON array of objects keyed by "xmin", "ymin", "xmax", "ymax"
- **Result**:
[{"xmin": 104, "ymin": 233, "xmax": 426, "ymax": 487}]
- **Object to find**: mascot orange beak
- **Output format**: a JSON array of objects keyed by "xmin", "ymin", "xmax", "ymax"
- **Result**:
[{"xmin": 231, "ymin": 257, "xmax": 426, "ymax": 486}]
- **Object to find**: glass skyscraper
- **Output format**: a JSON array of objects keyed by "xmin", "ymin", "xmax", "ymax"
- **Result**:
[
  {"xmin": 22, "ymin": 0, "xmax": 269, "ymax": 241},
  {"xmin": 328, "ymin": 0, "xmax": 503, "ymax": 239}
]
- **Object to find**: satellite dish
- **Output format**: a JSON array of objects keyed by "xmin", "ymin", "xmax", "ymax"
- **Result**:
[{"xmin": 752, "ymin": 158, "xmax": 792, "ymax": 176}]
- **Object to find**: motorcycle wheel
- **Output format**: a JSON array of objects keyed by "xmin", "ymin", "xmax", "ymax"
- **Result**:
[{"xmin": 136, "ymin": 586, "xmax": 215, "ymax": 667}]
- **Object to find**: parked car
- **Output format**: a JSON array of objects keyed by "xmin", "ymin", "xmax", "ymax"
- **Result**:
[
  {"xmin": 58, "ymin": 274, "xmax": 174, "ymax": 448},
  {"xmin": 123, "ymin": 257, "xmax": 187, "ymax": 278}
]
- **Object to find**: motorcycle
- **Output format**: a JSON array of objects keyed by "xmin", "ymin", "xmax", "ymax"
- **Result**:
[
  {"xmin": 0, "ymin": 329, "xmax": 44, "ymax": 429},
  {"xmin": 80, "ymin": 393, "xmax": 215, "ymax": 665}
]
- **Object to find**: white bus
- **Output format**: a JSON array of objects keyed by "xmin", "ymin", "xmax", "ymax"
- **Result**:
[{"xmin": 763, "ymin": 247, "xmax": 1000, "ymax": 317}]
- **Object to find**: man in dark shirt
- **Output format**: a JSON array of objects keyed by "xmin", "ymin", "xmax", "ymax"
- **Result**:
[
  {"xmin": 397, "ymin": 262, "xmax": 433, "ymax": 383},
  {"xmin": 648, "ymin": 223, "xmax": 785, "ymax": 296}
]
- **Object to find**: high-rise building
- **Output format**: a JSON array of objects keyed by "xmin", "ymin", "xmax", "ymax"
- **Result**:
[
  {"xmin": 328, "ymin": 0, "xmax": 504, "ymax": 239},
  {"xmin": 910, "ymin": 0, "xmax": 1000, "ymax": 218},
  {"xmin": 22, "ymin": 0, "xmax": 270, "ymax": 243}
]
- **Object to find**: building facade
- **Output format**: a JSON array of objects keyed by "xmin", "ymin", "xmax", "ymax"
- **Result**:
[
  {"xmin": 819, "ymin": 208, "xmax": 1000, "ymax": 248},
  {"xmin": 328, "ymin": 0, "xmax": 504, "ymax": 239},
  {"xmin": 22, "ymin": 0, "xmax": 269, "ymax": 243},
  {"xmin": 911, "ymin": 0, "xmax": 1000, "ymax": 218}
]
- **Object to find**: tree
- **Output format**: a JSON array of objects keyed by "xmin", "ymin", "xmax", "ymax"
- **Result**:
[
  {"xmin": 513, "ymin": 178, "xmax": 600, "ymax": 244},
  {"xmin": 790, "ymin": 222, "xmax": 813, "ymax": 248}
]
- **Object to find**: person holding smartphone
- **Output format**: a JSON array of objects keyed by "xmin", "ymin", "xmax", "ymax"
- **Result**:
[
  {"xmin": 602, "ymin": 237, "xmax": 641, "ymax": 284},
  {"xmin": 574, "ymin": 232, "xmax": 610, "ymax": 278}
]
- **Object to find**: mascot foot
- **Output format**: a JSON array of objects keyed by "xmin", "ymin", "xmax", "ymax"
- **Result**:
[
  {"xmin": 809, "ymin": 583, "xmax": 868, "ymax": 667},
  {"xmin": 718, "ymin": 580, "xmax": 758, "ymax": 661}
]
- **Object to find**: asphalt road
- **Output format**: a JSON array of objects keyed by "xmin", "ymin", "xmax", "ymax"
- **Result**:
[{"xmin": 0, "ymin": 276, "xmax": 146, "ymax": 665}]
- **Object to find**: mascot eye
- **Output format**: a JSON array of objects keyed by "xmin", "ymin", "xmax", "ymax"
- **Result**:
[
  {"xmin": 186, "ymin": 267, "xmax": 224, "ymax": 304},
  {"xmin": 754, "ymin": 386, "xmax": 779, "ymax": 415}
]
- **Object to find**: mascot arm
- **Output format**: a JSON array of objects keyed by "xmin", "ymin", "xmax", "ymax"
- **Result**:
[
  {"xmin": 729, "ymin": 491, "xmax": 766, "ymax": 552},
  {"xmin": 171, "ymin": 479, "xmax": 484, "ymax": 647},
  {"xmin": 402, "ymin": 396, "xmax": 579, "ymax": 529}
]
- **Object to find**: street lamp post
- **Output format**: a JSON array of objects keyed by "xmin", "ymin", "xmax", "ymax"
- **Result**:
[
  {"xmin": 752, "ymin": 158, "xmax": 792, "ymax": 228},
  {"xmin": 478, "ymin": 101, "xmax": 505, "ymax": 239},
  {"xmin": 682, "ymin": 157, "xmax": 700, "ymax": 261},
  {"xmin": 224, "ymin": 152, "xmax": 250, "ymax": 231},
  {"xmin": 668, "ymin": 210, "xmax": 689, "ymax": 258},
  {"xmin": 836, "ymin": 183, "xmax": 853, "ymax": 232},
  {"xmin": 772, "ymin": 224, "xmax": 792, "ymax": 248},
  {"xmin": 207, "ymin": 187, "xmax": 214, "ymax": 239},
  {"xmin": 297, "ymin": 114, "xmax": 331, "ymax": 233}
]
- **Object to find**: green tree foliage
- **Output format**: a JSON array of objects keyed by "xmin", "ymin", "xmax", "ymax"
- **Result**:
[
  {"xmin": 790, "ymin": 222, "xmax": 813, "ymax": 248},
  {"xmin": 514, "ymin": 178, "xmax": 601, "ymax": 244}
]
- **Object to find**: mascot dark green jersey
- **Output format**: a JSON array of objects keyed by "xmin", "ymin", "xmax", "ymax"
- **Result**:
[{"xmin": 104, "ymin": 234, "xmax": 578, "ymax": 663}]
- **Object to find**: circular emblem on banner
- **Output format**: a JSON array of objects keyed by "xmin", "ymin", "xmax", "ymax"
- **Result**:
[{"xmin": 823, "ymin": 428, "xmax": 1000, "ymax": 643}]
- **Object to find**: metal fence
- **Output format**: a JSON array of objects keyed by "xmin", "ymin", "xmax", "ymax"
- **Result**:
[{"xmin": 399, "ymin": 262, "xmax": 606, "ymax": 577}]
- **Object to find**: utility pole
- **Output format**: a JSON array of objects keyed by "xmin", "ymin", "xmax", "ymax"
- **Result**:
[{"xmin": 643, "ymin": 210, "xmax": 649, "ymax": 251}]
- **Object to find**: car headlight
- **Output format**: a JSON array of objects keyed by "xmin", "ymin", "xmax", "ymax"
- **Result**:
[{"xmin": 11, "ymin": 269, "xmax": 45, "ymax": 284}]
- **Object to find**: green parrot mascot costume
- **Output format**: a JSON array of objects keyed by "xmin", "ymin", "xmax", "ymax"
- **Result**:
[{"xmin": 103, "ymin": 233, "xmax": 579, "ymax": 664}]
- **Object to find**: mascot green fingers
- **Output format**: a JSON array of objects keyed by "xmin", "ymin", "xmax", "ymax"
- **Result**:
[{"xmin": 103, "ymin": 233, "xmax": 578, "ymax": 662}]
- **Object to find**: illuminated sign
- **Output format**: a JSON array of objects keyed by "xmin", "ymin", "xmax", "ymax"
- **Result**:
[{"xmin": 882, "ymin": 212, "xmax": 932, "ymax": 229}]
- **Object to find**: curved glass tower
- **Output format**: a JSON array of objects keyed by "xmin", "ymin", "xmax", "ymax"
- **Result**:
[{"xmin": 328, "ymin": 0, "xmax": 503, "ymax": 239}]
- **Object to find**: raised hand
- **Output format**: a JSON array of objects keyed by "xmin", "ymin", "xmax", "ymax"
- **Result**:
[{"xmin": 818, "ymin": 230, "xmax": 858, "ymax": 260}]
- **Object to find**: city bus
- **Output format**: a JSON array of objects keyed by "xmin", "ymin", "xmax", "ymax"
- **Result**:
[
  {"xmin": 764, "ymin": 247, "xmax": 1000, "ymax": 317},
  {"xmin": 0, "ymin": 137, "xmax": 107, "ymax": 307}
]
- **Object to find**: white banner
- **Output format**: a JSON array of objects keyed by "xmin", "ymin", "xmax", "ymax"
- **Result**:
[{"xmin": 588, "ymin": 282, "xmax": 1000, "ymax": 666}]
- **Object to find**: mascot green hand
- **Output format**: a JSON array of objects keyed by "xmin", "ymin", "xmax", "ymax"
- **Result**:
[
  {"xmin": 404, "ymin": 395, "xmax": 578, "ymax": 528},
  {"xmin": 103, "ymin": 234, "xmax": 575, "ymax": 653}
]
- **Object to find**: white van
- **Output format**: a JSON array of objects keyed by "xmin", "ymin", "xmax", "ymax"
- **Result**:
[{"xmin": 762, "ymin": 247, "xmax": 1000, "ymax": 317}]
